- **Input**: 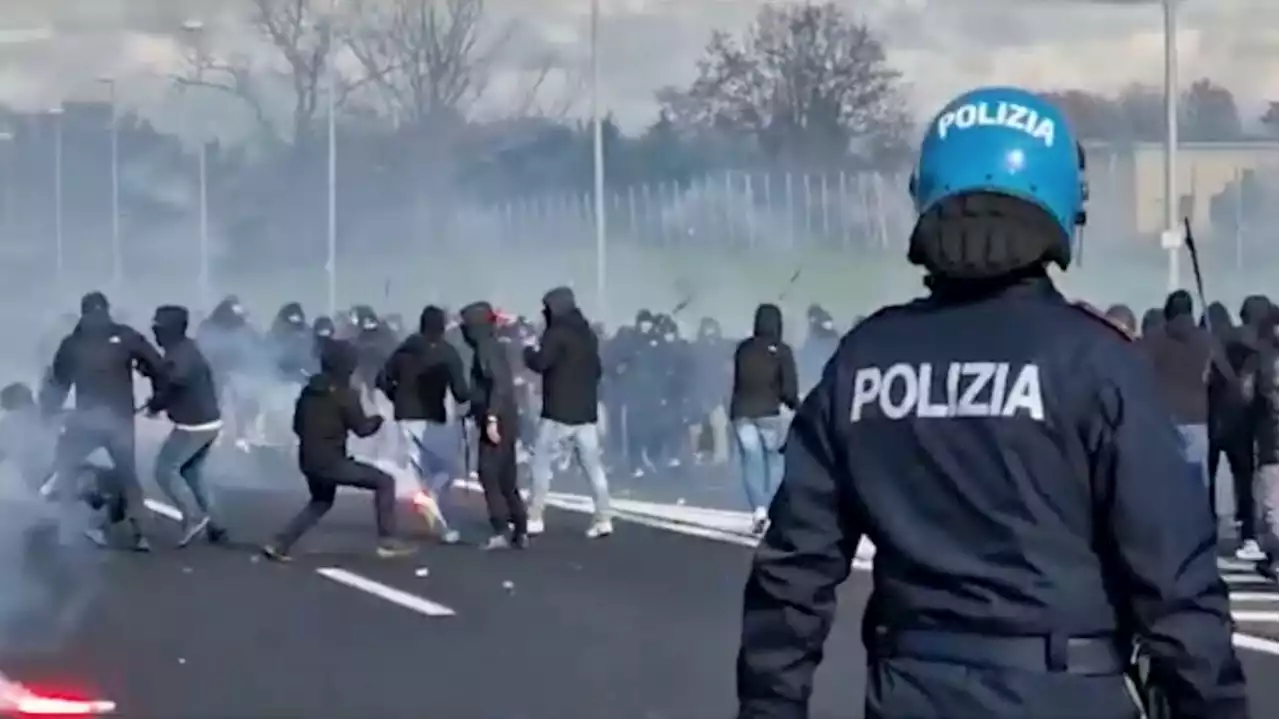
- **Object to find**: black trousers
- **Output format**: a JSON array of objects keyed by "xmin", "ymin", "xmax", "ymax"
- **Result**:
[
  {"xmin": 1209, "ymin": 431, "xmax": 1256, "ymax": 538},
  {"xmin": 476, "ymin": 432, "xmax": 526, "ymax": 535},
  {"xmin": 53, "ymin": 409, "xmax": 144, "ymax": 533},
  {"xmin": 274, "ymin": 458, "xmax": 396, "ymax": 550}
]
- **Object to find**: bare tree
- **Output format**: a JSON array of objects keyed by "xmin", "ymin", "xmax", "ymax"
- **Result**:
[
  {"xmin": 173, "ymin": 0, "xmax": 340, "ymax": 148},
  {"xmin": 342, "ymin": 0, "xmax": 558, "ymax": 127},
  {"xmin": 658, "ymin": 1, "xmax": 910, "ymax": 166}
]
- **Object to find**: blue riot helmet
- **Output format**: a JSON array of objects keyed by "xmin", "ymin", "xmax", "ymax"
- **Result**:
[{"xmin": 909, "ymin": 86, "xmax": 1088, "ymax": 268}]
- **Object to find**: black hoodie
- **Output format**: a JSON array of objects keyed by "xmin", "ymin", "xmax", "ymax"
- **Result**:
[
  {"xmin": 377, "ymin": 305, "xmax": 469, "ymax": 422},
  {"xmin": 729, "ymin": 303, "xmax": 800, "ymax": 420},
  {"xmin": 1141, "ymin": 291, "xmax": 1213, "ymax": 424},
  {"xmin": 147, "ymin": 305, "xmax": 221, "ymax": 427},
  {"xmin": 293, "ymin": 339, "xmax": 383, "ymax": 471},
  {"xmin": 523, "ymin": 286, "xmax": 601, "ymax": 424},
  {"xmin": 459, "ymin": 301, "xmax": 517, "ymax": 425},
  {"xmin": 41, "ymin": 291, "xmax": 165, "ymax": 417}
]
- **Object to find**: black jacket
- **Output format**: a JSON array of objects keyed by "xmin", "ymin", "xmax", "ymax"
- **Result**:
[
  {"xmin": 1255, "ymin": 342, "xmax": 1278, "ymax": 466},
  {"xmin": 738, "ymin": 278, "xmax": 1244, "ymax": 719},
  {"xmin": 459, "ymin": 302, "xmax": 518, "ymax": 426},
  {"xmin": 148, "ymin": 305, "xmax": 221, "ymax": 427},
  {"xmin": 523, "ymin": 287, "xmax": 601, "ymax": 424},
  {"xmin": 293, "ymin": 339, "xmax": 383, "ymax": 471},
  {"xmin": 41, "ymin": 303, "xmax": 165, "ymax": 418},
  {"xmin": 729, "ymin": 304, "xmax": 799, "ymax": 420},
  {"xmin": 378, "ymin": 306, "xmax": 469, "ymax": 423},
  {"xmin": 1141, "ymin": 314, "xmax": 1214, "ymax": 424}
]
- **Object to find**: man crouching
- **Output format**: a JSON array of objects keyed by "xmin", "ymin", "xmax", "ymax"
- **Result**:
[{"xmin": 262, "ymin": 339, "xmax": 415, "ymax": 561}]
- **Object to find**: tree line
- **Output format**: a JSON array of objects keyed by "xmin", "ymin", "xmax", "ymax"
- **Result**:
[{"xmin": 0, "ymin": 0, "xmax": 1273, "ymax": 262}]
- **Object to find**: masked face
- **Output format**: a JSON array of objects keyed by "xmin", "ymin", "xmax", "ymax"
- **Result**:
[{"xmin": 638, "ymin": 320, "xmax": 653, "ymax": 333}]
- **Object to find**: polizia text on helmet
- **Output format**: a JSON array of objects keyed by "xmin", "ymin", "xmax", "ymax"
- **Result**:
[{"xmin": 935, "ymin": 102, "xmax": 1056, "ymax": 148}]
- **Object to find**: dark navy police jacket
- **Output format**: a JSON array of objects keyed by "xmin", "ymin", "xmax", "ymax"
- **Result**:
[{"xmin": 736, "ymin": 278, "xmax": 1246, "ymax": 719}]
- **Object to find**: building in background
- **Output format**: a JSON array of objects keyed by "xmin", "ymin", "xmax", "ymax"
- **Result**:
[{"xmin": 1085, "ymin": 140, "xmax": 1278, "ymax": 243}]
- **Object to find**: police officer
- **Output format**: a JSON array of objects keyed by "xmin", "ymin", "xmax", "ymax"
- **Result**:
[{"xmin": 735, "ymin": 87, "xmax": 1247, "ymax": 719}]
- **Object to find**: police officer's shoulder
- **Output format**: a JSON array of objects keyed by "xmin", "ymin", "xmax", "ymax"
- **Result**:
[{"xmin": 1068, "ymin": 301, "xmax": 1136, "ymax": 343}]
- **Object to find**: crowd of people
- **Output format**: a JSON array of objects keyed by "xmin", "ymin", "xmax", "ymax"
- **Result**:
[{"xmin": 4, "ymin": 279, "xmax": 1274, "ymax": 576}]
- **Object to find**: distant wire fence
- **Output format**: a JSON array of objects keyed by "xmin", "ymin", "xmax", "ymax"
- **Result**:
[{"xmin": 470, "ymin": 170, "xmax": 916, "ymax": 254}]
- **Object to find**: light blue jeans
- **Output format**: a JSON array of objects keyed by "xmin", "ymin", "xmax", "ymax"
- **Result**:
[
  {"xmin": 1177, "ymin": 423, "xmax": 1210, "ymax": 491},
  {"xmin": 734, "ymin": 416, "xmax": 786, "ymax": 511},
  {"xmin": 529, "ymin": 419, "xmax": 611, "ymax": 523},
  {"xmin": 399, "ymin": 420, "xmax": 465, "ymax": 526}
]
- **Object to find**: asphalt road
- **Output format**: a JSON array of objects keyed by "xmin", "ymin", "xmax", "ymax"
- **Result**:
[{"xmin": 0, "ymin": 479, "xmax": 1276, "ymax": 719}]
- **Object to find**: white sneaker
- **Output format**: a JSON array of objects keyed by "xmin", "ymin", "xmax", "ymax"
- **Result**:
[
  {"xmin": 1236, "ymin": 539, "xmax": 1266, "ymax": 561},
  {"xmin": 750, "ymin": 507, "xmax": 768, "ymax": 535},
  {"xmin": 526, "ymin": 518, "xmax": 545, "ymax": 536},
  {"xmin": 440, "ymin": 529, "xmax": 460, "ymax": 545},
  {"xmin": 586, "ymin": 520, "xmax": 613, "ymax": 539}
]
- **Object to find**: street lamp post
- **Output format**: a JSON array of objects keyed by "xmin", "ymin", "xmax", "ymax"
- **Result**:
[
  {"xmin": 1162, "ymin": 0, "xmax": 1181, "ymax": 292},
  {"xmin": 589, "ymin": 0, "xmax": 607, "ymax": 321},
  {"xmin": 325, "ymin": 0, "xmax": 339, "ymax": 317},
  {"xmin": 181, "ymin": 20, "xmax": 212, "ymax": 309},
  {"xmin": 97, "ymin": 77, "xmax": 122, "ymax": 290},
  {"xmin": 0, "ymin": 130, "xmax": 11, "ymax": 247},
  {"xmin": 50, "ymin": 106, "xmax": 64, "ymax": 291}
]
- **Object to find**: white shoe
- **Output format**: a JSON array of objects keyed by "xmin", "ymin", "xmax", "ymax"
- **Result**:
[
  {"xmin": 440, "ymin": 529, "xmax": 460, "ymax": 545},
  {"xmin": 1236, "ymin": 539, "xmax": 1266, "ymax": 561},
  {"xmin": 750, "ymin": 507, "xmax": 768, "ymax": 535},
  {"xmin": 586, "ymin": 520, "xmax": 613, "ymax": 539},
  {"xmin": 526, "ymin": 518, "xmax": 545, "ymax": 536}
]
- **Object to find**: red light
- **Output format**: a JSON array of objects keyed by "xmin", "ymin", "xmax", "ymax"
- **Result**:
[{"xmin": 0, "ymin": 677, "xmax": 114, "ymax": 716}]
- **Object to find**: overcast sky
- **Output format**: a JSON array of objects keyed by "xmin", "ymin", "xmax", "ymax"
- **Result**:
[{"xmin": 0, "ymin": 0, "xmax": 1274, "ymax": 139}]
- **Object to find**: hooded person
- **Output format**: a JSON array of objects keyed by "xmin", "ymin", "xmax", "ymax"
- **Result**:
[
  {"xmin": 522, "ymin": 287, "xmax": 612, "ymax": 539},
  {"xmin": 1141, "ymin": 289, "xmax": 1218, "ymax": 491},
  {"xmin": 377, "ymin": 305, "xmax": 469, "ymax": 544},
  {"xmin": 736, "ymin": 87, "xmax": 1245, "ymax": 719},
  {"xmin": 459, "ymin": 301, "xmax": 527, "ymax": 550},
  {"xmin": 40, "ymin": 292, "xmax": 166, "ymax": 551},
  {"xmin": 196, "ymin": 295, "xmax": 260, "ymax": 450},
  {"xmin": 1102, "ymin": 303, "xmax": 1137, "ymax": 336},
  {"xmin": 261, "ymin": 338, "xmax": 414, "ymax": 561},
  {"xmin": 1247, "ymin": 298, "xmax": 1280, "ymax": 578},
  {"xmin": 689, "ymin": 317, "xmax": 732, "ymax": 465},
  {"xmin": 728, "ymin": 303, "xmax": 799, "ymax": 534},
  {"xmin": 146, "ymin": 305, "xmax": 227, "ymax": 547},
  {"xmin": 799, "ymin": 304, "xmax": 840, "ymax": 395}
]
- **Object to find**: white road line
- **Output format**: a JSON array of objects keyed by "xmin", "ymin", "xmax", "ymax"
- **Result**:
[
  {"xmin": 1230, "ymin": 592, "xmax": 1279, "ymax": 603},
  {"xmin": 1232, "ymin": 610, "xmax": 1280, "ymax": 623},
  {"xmin": 315, "ymin": 567, "xmax": 456, "ymax": 617},
  {"xmin": 1222, "ymin": 572, "xmax": 1271, "ymax": 585},
  {"xmin": 143, "ymin": 498, "xmax": 183, "ymax": 522}
]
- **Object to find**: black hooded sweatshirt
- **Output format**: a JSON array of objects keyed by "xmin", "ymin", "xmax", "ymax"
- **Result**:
[
  {"xmin": 147, "ymin": 305, "xmax": 221, "ymax": 427},
  {"xmin": 1141, "ymin": 292, "xmax": 1213, "ymax": 424},
  {"xmin": 459, "ymin": 301, "xmax": 518, "ymax": 425},
  {"xmin": 730, "ymin": 303, "xmax": 800, "ymax": 420},
  {"xmin": 377, "ymin": 305, "xmax": 469, "ymax": 423},
  {"xmin": 41, "ymin": 292, "xmax": 165, "ymax": 418},
  {"xmin": 293, "ymin": 339, "xmax": 383, "ymax": 471},
  {"xmin": 523, "ymin": 286, "xmax": 602, "ymax": 424}
]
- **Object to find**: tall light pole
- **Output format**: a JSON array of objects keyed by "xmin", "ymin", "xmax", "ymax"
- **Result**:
[
  {"xmin": 181, "ymin": 19, "xmax": 212, "ymax": 309},
  {"xmin": 0, "ymin": 129, "xmax": 11, "ymax": 247},
  {"xmin": 590, "ymin": 0, "xmax": 607, "ymax": 321},
  {"xmin": 1162, "ymin": 0, "xmax": 1181, "ymax": 292},
  {"xmin": 50, "ymin": 106, "xmax": 64, "ymax": 291},
  {"xmin": 97, "ymin": 77, "xmax": 122, "ymax": 290},
  {"xmin": 325, "ymin": 0, "xmax": 339, "ymax": 317}
]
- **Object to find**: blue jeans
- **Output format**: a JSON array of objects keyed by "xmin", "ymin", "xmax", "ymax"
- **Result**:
[
  {"xmin": 529, "ymin": 419, "xmax": 611, "ymax": 522},
  {"xmin": 153, "ymin": 426, "xmax": 221, "ymax": 527},
  {"xmin": 734, "ymin": 416, "xmax": 786, "ymax": 511},
  {"xmin": 1177, "ymin": 423, "xmax": 1210, "ymax": 491},
  {"xmin": 399, "ymin": 420, "xmax": 465, "ymax": 526}
]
